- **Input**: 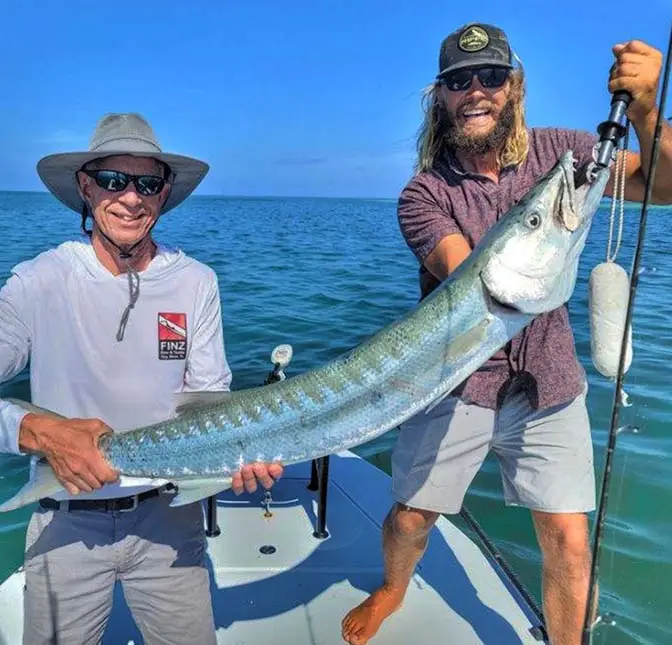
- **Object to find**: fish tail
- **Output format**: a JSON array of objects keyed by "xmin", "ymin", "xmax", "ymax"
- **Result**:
[{"xmin": 0, "ymin": 459, "xmax": 63, "ymax": 512}]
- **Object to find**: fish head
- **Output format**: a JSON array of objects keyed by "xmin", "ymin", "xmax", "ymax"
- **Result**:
[{"xmin": 481, "ymin": 151, "xmax": 609, "ymax": 314}]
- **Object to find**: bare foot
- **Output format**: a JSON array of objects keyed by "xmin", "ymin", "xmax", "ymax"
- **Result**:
[{"xmin": 341, "ymin": 585, "xmax": 404, "ymax": 644}]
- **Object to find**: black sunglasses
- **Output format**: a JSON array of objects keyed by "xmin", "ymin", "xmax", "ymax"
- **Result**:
[
  {"xmin": 438, "ymin": 67, "xmax": 510, "ymax": 92},
  {"xmin": 82, "ymin": 169, "xmax": 167, "ymax": 196}
]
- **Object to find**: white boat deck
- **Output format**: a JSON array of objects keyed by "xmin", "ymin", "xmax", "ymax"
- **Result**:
[{"xmin": 0, "ymin": 452, "xmax": 544, "ymax": 644}]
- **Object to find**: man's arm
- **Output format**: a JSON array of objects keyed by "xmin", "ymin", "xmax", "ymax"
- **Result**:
[
  {"xmin": 0, "ymin": 276, "xmax": 30, "ymax": 455},
  {"xmin": 184, "ymin": 272, "xmax": 232, "ymax": 393},
  {"xmin": 423, "ymin": 233, "xmax": 473, "ymax": 281},
  {"xmin": 0, "ymin": 274, "xmax": 32, "ymax": 455},
  {"xmin": 398, "ymin": 175, "xmax": 472, "ymax": 283},
  {"xmin": 604, "ymin": 126, "xmax": 672, "ymax": 204},
  {"xmin": 605, "ymin": 40, "xmax": 672, "ymax": 204},
  {"xmin": 0, "ymin": 272, "xmax": 118, "ymax": 495}
]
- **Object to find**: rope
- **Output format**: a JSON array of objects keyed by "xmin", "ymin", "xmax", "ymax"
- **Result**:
[{"xmin": 606, "ymin": 124, "xmax": 630, "ymax": 262}]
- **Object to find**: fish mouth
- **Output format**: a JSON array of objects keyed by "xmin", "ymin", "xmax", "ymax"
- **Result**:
[
  {"xmin": 562, "ymin": 153, "xmax": 613, "ymax": 235},
  {"xmin": 564, "ymin": 163, "xmax": 611, "ymax": 246},
  {"xmin": 482, "ymin": 286, "xmax": 523, "ymax": 315},
  {"xmin": 481, "ymin": 156, "xmax": 610, "ymax": 315},
  {"xmin": 552, "ymin": 151, "xmax": 582, "ymax": 232}
]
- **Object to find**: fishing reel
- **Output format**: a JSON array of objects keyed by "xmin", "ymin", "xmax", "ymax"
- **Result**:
[{"xmin": 264, "ymin": 344, "xmax": 294, "ymax": 384}]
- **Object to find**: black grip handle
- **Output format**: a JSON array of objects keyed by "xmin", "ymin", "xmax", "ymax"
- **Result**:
[
  {"xmin": 611, "ymin": 89, "xmax": 632, "ymax": 106},
  {"xmin": 595, "ymin": 90, "xmax": 633, "ymax": 168}
]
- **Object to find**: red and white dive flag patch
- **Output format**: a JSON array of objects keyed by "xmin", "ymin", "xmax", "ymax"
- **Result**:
[{"xmin": 158, "ymin": 313, "xmax": 187, "ymax": 360}]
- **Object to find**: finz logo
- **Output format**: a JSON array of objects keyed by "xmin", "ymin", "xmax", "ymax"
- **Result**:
[{"xmin": 158, "ymin": 313, "xmax": 187, "ymax": 360}]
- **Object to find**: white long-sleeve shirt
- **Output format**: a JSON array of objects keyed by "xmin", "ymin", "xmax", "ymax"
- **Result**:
[{"xmin": 0, "ymin": 238, "xmax": 232, "ymax": 500}]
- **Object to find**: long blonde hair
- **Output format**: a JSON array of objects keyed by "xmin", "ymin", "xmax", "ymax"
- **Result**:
[{"xmin": 415, "ymin": 69, "xmax": 529, "ymax": 173}]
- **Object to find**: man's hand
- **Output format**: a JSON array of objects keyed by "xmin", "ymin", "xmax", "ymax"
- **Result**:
[
  {"xmin": 19, "ymin": 413, "xmax": 119, "ymax": 495},
  {"xmin": 231, "ymin": 462, "xmax": 284, "ymax": 495},
  {"xmin": 610, "ymin": 40, "xmax": 662, "ymax": 125}
]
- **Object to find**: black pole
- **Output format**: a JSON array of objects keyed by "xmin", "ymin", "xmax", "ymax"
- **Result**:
[
  {"xmin": 307, "ymin": 458, "xmax": 320, "ymax": 491},
  {"xmin": 460, "ymin": 507, "xmax": 548, "ymax": 641},
  {"xmin": 582, "ymin": 24, "xmax": 672, "ymax": 645},
  {"xmin": 312, "ymin": 456, "xmax": 330, "ymax": 539},
  {"xmin": 205, "ymin": 495, "xmax": 220, "ymax": 537}
]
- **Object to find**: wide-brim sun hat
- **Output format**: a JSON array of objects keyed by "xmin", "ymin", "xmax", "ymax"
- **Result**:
[{"xmin": 36, "ymin": 112, "xmax": 209, "ymax": 215}]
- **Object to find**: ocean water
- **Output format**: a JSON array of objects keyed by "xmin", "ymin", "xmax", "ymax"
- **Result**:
[{"xmin": 0, "ymin": 190, "xmax": 671, "ymax": 644}]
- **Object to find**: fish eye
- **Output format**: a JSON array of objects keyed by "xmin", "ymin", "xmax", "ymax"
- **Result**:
[{"xmin": 525, "ymin": 212, "xmax": 541, "ymax": 229}]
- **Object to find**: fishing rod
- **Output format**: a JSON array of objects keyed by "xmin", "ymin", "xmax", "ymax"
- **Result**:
[{"xmin": 582, "ymin": 25, "xmax": 672, "ymax": 645}]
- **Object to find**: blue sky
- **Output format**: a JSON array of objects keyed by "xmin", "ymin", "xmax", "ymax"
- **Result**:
[{"xmin": 1, "ymin": 1, "xmax": 669, "ymax": 198}]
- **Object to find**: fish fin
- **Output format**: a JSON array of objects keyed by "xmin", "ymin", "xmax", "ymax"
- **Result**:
[
  {"xmin": 169, "ymin": 478, "xmax": 233, "ymax": 507},
  {"xmin": 173, "ymin": 391, "xmax": 230, "ymax": 416},
  {"xmin": 4, "ymin": 398, "xmax": 67, "ymax": 421},
  {"xmin": 424, "ymin": 319, "xmax": 493, "ymax": 414},
  {"xmin": 0, "ymin": 459, "xmax": 63, "ymax": 512}
]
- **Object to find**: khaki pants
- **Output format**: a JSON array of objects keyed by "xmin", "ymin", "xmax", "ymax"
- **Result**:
[{"xmin": 22, "ymin": 492, "xmax": 216, "ymax": 645}]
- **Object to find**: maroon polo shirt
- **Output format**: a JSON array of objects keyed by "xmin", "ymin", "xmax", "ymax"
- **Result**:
[{"xmin": 398, "ymin": 127, "xmax": 599, "ymax": 410}]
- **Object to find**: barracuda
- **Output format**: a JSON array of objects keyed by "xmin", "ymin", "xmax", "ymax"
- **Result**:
[{"xmin": 0, "ymin": 152, "xmax": 610, "ymax": 512}]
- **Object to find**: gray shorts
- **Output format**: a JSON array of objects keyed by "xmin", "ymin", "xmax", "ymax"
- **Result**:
[
  {"xmin": 391, "ymin": 385, "xmax": 595, "ymax": 515},
  {"xmin": 22, "ymin": 491, "xmax": 216, "ymax": 645}
]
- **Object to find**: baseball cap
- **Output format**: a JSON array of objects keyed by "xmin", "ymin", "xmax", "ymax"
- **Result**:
[{"xmin": 437, "ymin": 23, "xmax": 513, "ymax": 78}]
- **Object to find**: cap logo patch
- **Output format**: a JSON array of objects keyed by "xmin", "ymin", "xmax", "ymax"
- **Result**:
[{"xmin": 458, "ymin": 26, "xmax": 489, "ymax": 52}]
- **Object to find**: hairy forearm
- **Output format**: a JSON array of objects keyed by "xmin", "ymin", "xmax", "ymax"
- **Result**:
[{"xmin": 632, "ymin": 109, "xmax": 672, "ymax": 202}]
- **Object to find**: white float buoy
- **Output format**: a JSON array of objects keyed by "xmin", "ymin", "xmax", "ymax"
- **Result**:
[{"xmin": 588, "ymin": 261, "xmax": 633, "ymax": 378}]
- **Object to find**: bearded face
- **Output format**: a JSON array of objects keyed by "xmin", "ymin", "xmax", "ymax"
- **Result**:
[
  {"xmin": 441, "ymin": 97, "xmax": 515, "ymax": 156},
  {"xmin": 437, "ymin": 70, "xmax": 516, "ymax": 157}
]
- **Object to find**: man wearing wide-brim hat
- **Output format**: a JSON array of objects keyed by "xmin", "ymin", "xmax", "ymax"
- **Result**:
[{"xmin": 0, "ymin": 113, "xmax": 283, "ymax": 644}]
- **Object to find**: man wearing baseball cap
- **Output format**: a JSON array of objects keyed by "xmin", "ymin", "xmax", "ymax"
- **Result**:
[{"xmin": 342, "ymin": 22, "xmax": 672, "ymax": 645}]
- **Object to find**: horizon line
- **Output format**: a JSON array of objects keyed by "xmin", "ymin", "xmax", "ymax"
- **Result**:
[
  {"xmin": 0, "ymin": 187, "xmax": 399, "ymax": 202},
  {"xmin": 0, "ymin": 188, "xmax": 630, "ymax": 205}
]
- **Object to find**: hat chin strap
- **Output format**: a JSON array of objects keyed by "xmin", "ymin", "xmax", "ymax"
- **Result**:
[
  {"xmin": 97, "ymin": 225, "xmax": 146, "ymax": 260},
  {"xmin": 89, "ymin": 212, "xmax": 159, "ymax": 343}
]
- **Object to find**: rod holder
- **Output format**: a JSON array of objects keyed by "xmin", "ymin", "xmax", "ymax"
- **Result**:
[
  {"xmin": 205, "ymin": 495, "xmax": 220, "ymax": 537},
  {"xmin": 309, "ymin": 456, "xmax": 330, "ymax": 539}
]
